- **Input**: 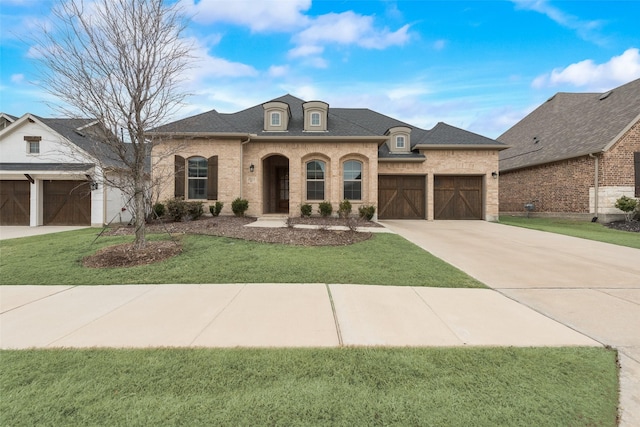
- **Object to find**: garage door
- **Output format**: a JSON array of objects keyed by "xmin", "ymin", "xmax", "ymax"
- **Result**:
[
  {"xmin": 378, "ymin": 175, "xmax": 425, "ymax": 219},
  {"xmin": 44, "ymin": 180, "xmax": 91, "ymax": 225},
  {"xmin": 0, "ymin": 180, "xmax": 30, "ymax": 225},
  {"xmin": 434, "ymin": 176, "xmax": 483, "ymax": 220}
]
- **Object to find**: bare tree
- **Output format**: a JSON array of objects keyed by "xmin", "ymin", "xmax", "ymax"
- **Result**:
[{"xmin": 32, "ymin": 0, "xmax": 191, "ymax": 249}]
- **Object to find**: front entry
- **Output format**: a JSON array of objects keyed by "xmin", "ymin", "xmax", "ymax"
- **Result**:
[
  {"xmin": 276, "ymin": 167, "xmax": 289, "ymax": 213},
  {"xmin": 262, "ymin": 155, "xmax": 289, "ymax": 214}
]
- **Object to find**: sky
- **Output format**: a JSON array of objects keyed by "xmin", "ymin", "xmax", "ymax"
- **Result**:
[{"xmin": 1, "ymin": 0, "xmax": 640, "ymax": 138}]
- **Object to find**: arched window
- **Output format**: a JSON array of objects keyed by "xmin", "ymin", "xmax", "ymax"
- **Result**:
[
  {"xmin": 311, "ymin": 112, "xmax": 321, "ymax": 126},
  {"xmin": 343, "ymin": 160, "xmax": 362, "ymax": 200},
  {"xmin": 188, "ymin": 157, "xmax": 207, "ymax": 199},
  {"xmin": 306, "ymin": 160, "xmax": 325, "ymax": 200}
]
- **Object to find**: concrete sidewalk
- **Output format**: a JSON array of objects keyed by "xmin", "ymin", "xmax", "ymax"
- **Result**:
[{"xmin": 0, "ymin": 284, "xmax": 597, "ymax": 349}]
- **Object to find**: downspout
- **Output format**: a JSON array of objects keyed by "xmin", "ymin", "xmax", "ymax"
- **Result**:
[
  {"xmin": 240, "ymin": 135, "xmax": 252, "ymax": 198},
  {"xmin": 589, "ymin": 153, "xmax": 599, "ymax": 221}
]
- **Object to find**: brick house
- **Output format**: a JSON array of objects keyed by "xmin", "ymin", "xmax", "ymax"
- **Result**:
[
  {"xmin": 149, "ymin": 95, "xmax": 507, "ymax": 221},
  {"xmin": 497, "ymin": 78, "xmax": 640, "ymax": 222},
  {"xmin": 0, "ymin": 113, "xmax": 134, "ymax": 226}
]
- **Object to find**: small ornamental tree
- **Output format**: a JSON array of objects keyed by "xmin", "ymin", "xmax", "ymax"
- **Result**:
[{"xmin": 615, "ymin": 196, "xmax": 639, "ymax": 222}]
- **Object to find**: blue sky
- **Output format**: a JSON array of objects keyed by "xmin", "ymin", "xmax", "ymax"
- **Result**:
[{"xmin": 1, "ymin": 0, "xmax": 640, "ymax": 138}]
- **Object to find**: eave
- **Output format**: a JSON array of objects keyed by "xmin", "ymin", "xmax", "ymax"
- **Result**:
[{"xmin": 415, "ymin": 144, "xmax": 510, "ymax": 151}]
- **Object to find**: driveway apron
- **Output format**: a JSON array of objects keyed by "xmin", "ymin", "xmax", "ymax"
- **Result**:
[{"xmin": 381, "ymin": 219, "xmax": 640, "ymax": 426}]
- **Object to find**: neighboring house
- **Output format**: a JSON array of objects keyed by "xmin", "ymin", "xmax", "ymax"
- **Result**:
[
  {"xmin": 0, "ymin": 113, "xmax": 134, "ymax": 226},
  {"xmin": 498, "ymin": 78, "xmax": 640, "ymax": 222},
  {"xmin": 149, "ymin": 95, "xmax": 507, "ymax": 221}
]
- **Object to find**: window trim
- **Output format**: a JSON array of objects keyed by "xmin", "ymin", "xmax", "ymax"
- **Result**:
[
  {"xmin": 343, "ymin": 160, "xmax": 363, "ymax": 201},
  {"xmin": 25, "ymin": 136, "xmax": 41, "ymax": 154},
  {"xmin": 395, "ymin": 135, "xmax": 405, "ymax": 149},
  {"xmin": 305, "ymin": 160, "xmax": 326, "ymax": 201}
]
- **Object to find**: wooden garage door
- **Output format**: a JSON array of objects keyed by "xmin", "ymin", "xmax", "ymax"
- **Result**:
[
  {"xmin": 0, "ymin": 180, "xmax": 30, "ymax": 225},
  {"xmin": 434, "ymin": 176, "xmax": 483, "ymax": 220},
  {"xmin": 44, "ymin": 180, "xmax": 91, "ymax": 225},
  {"xmin": 378, "ymin": 175, "xmax": 425, "ymax": 219}
]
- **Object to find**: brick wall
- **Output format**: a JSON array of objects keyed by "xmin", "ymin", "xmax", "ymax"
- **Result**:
[{"xmin": 499, "ymin": 118, "xmax": 640, "ymax": 215}]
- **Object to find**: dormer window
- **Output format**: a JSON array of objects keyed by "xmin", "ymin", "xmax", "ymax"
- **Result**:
[
  {"xmin": 311, "ymin": 112, "xmax": 321, "ymax": 127},
  {"xmin": 386, "ymin": 126, "xmax": 411, "ymax": 153},
  {"xmin": 263, "ymin": 101, "xmax": 290, "ymax": 131},
  {"xmin": 271, "ymin": 111, "xmax": 281, "ymax": 127},
  {"xmin": 303, "ymin": 101, "xmax": 328, "ymax": 131}
]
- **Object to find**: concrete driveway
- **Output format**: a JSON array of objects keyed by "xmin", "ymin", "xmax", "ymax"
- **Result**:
[
  {"xmin": 0, "ymin": 226, "xmax": 89, "ymax": 240},
  {"xmin": 381, "ymin": 220, "xmax": 640, "ymax": 426}
]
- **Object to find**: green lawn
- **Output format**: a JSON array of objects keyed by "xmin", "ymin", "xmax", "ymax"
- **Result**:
[
  {"xmin": 0, "ymin": 347, "xmax": 618, "ymax": 426},
  {"xmin": 0, "ymin": 229, "xmax": 483, "ymax": 287},
  {"xmin": 500, "ymin": 216, "xmax": 640, "ymax": 249}
]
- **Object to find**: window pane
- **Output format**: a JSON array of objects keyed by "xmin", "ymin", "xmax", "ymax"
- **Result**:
[
  {"xmin": 343, "ymin": 161, "xmax": 362, "ymax": 200},
  {"xmin": 306, "ymin": 160, "xmax": 325, "ymax": 179},
  {"xmin": 311, "ymin": 112, "xmax": 320, "ymax": 126},
  {"xmin": 307, "ymin": 181, "xmax": 324, "ymax": 200},
  {"xmin": 188, "ymin": 158, "xmax": 207, "ymax": 178},
  {"xmin": 188, "ymin": 179, "xmax": 206, "ymax": 199},
  {"xmin": 271, "ymin": 112, "xmax": 280, "ymax": 126}
]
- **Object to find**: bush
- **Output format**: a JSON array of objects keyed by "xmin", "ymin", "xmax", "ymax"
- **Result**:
[
  {"xmin": 318, "ymin": 201, "xmax": 333, "ymax": 217},
  {"xmin": 209, "ymin": 201, "xmax": 224, "ymax": 217},
  {"xmin": 300, "ymin": 204, "xmax": 312, "ymax": 217},
  {"xmin": 187, "ymin": 201, "xmax": 204, "ymax": 220},
  {"xmin": 615, "ymin": 196, "xmax": 639, "ymax": 222},
  {"xmin": 231, "ymin": 198, "xmax": 249, "ymax": 217},
  {"xmin": 358, "ymin": 205, "xmax": 376, "ymax": 221},
  {"xmin": 338, "ymin": 199, "xmax": 352, "ymax": 218},
  {"xmin": 152, "ymin": 202, "xmax": 165, "ymax": 219},
  {"xmin": 166, "ymin": 198, "xmax": 187, "ymax": 222}
]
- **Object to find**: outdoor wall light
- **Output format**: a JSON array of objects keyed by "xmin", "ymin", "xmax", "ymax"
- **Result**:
[
  {"xmin": 491, "ymin": 171, "xmax": 498, "ymax": 179},
  {"xmin": 249, "ymin": 163, "xmax": 255, "ymax": 173}
]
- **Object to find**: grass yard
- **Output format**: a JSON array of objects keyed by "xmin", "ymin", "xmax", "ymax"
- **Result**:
[
  {"xmin": 0, "ymin": 229, "xmax": 484, "ymax": 287},
  {"xmin": 500, "ymin": 216, "xmax": 640, "ymax": 249},
  {"xmin": 0, "ymin": 347, "xmax": 618, "ymax": 426}
]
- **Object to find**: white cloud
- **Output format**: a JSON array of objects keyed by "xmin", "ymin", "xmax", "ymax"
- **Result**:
[
  {"xmin": 268, "ymin": 65, "xmax": 289, "ymax": 78},
  {"xmin": 432, "ymin": 39, "xmax": 447, "ymax": 51},
  {"xmin": 10, "ymin": 74, "xmax": 25, "ymax": 84},
  {"xmin": 511, "ymin": 0, "xmax": 605, "ymax": 44},
  {"xmin": 294, "ymin": 11, "xmax": 410, "ymax": 50},
  {"xmin": 179, "ymin": 0, "xmax": 311, "ymax": 32},
  {"xmin": 288, "ymin": 45, "xmax": 324, "ymax": 59},
  {"xmin": 532, "ymin": 48, "xmax": 640, "ymax": 91}
]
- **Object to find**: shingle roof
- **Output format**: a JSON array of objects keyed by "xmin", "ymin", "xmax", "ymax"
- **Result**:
[
  {"xmin": 498, "ymin": 78, "xmax": 640, "ymax": 171},
  {"xmin": 150, "ymin": 94, "xmax": 505, "ymax": 153},
  {"xmin": 0, "ymin": 163, "xmax": 94, "ymax": 172}
]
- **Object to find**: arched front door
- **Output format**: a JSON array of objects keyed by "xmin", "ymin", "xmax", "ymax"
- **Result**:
[{"xmin": 262, "ymin": 155, "xmax": 289, "ymax": 214}]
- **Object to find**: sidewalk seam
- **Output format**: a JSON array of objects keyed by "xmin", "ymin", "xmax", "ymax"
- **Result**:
[
  {"xmin": 0, "ymin": 285, "xmax": 77, "ymax": 315},
  {"xmin": 325, "ymin": 284, "xmax": 343, "ymax": 347},
  {"xmin": 189, "ymin": 284, "xmax": 246, "ymax": 346}
]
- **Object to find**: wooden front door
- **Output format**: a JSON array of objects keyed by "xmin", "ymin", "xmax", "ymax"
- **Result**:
[
  {"xmin": 276, "ymin": 167, "xmax": 289, "ymax": 213},
  {"xmin": 434, "ymin": 176, "xmax": 483, "ymax": 220},
  {"xmin": 378, "ymin": 175, "xmax": 425, "ymax": 219},
  {"xmin": 0, "ymin": 180, "xmax": 30, "ymax": 225}
]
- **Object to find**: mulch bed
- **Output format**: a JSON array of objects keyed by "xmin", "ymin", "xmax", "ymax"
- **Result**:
[
  {"xmin": 604, "ymin": 220, "xmax": 640, "ymax": 233},
  {"xmin": 84, "ymin": 216, "xmax": 379, "ymax": 268}
]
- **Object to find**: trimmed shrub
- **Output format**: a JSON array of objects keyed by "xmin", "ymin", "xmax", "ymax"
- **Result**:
[
  {"xmin": 358, "ymin": 205, "xmax": 376, "ymax": 221},
  {"xmin": 318, "ymin": 201, "xmax": 333, "ymax": 217},
  {"xmin": 338, "ymin": 199, "xmax": 352, "ymax": 218},
  {"xmin": 166, "ymin": 198, "xmax": 188, "ymax": 222},
  {"xmin": 615, "ymin": 196, "xmax": 639, "ymax": 222},
  {"xmin": 152, "ymin": 202, "xmax": 165, "ymax": 219},
  {"xmin": 231, "ymin": 198, "xmax": 249, "ymax": 217},
  {"xmin": 187, "ymin": 201, "xmax": 204, "ymax": 220},
  {"xmin": 300, "ymin": 204, "xmax": 312, "ymax": 217},
  {"xmin": 209, "ymin": 201, "xmax": 224, "ymax": 217}
]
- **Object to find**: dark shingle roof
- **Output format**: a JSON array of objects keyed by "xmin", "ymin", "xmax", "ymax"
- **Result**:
[
  {"xmin": 151, "ymin": 94, "xmax": 505, "ymax": 152},
  {"xmin": 0, "ymin": 163, "xmax": 94, "ymax": 172},
  {"xmin": 498, "ymin": 78, "xmax": 640, "ymax": 171}
]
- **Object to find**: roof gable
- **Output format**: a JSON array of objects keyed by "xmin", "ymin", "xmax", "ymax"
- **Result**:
[{"xmin": 498, "ymin": 78, "xmax": 640, "ymax": 171}]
